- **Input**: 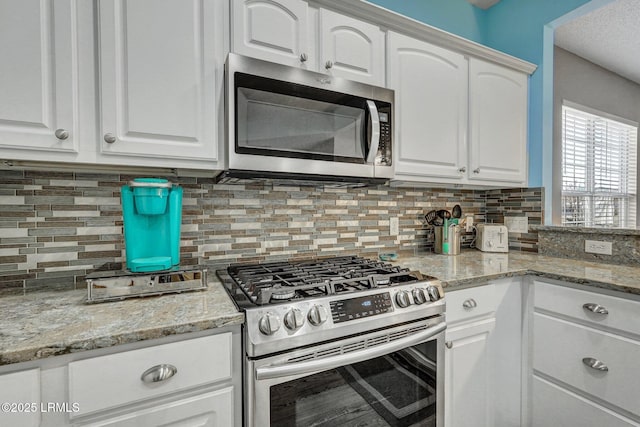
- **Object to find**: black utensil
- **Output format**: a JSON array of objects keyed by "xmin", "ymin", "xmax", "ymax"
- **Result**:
[
  {"xmin": 431, "ymin": 216, "xmax": 444, "ymax": 226},
  {"xmin": 436, "ymin": 209, "xmax": 451, "ymax": 220},
  {"xmin": 452, "ymin": 204, "xmax": 462, "ymax": 219},
  {"xmin": 424, "ymin": 210, "xmax": 437, "ymax": 225}
]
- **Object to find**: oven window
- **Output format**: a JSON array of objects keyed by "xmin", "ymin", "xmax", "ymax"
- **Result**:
[{"xmin": 269, "ymin": 341, "xmax": 437, "ymax": 427}]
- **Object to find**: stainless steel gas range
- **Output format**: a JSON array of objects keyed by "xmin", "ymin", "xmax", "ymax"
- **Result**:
[{"xmin": 217, "ymin": 256, "xmax": 446, "ymax": 427}]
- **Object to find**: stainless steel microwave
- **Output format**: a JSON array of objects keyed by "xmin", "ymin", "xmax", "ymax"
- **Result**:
[{"xmin": 223, "ymin": 53, "xmax": 394, "ymax": 184}]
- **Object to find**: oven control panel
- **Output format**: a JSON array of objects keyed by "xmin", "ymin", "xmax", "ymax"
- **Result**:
[{"xmin": 329, "ymin": 292, "xmax": 393, "ymax": 324}]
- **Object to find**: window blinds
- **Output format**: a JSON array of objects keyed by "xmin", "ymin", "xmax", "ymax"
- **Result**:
[{"xmin": 561, "ymin": 105, "xmax": 637, "ymax": 228}]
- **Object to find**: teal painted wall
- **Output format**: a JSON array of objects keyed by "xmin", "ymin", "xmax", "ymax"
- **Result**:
[{"xmin": 367, "ymin": 0, "xmax": 488, "ymax": 44}]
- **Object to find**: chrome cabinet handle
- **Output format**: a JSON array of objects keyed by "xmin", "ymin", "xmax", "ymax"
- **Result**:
[
  {"xmin": 473, "ymin": 168, "xmax": 480, "ymax": 174},
  {"xmin": 462, "ymin": 298, "xmax": 477, "ymax": 309},
  {"xmin": 582, "ymin": 357, "xmax": 608, "ymax": 372},
  {"xmin": 458, "ymin": 167, "xmax": 466, "ymax": 173},
  {"xmin": 325, "ymin": 60, "xmax": 333, "ymax": 70},
  {"xmin": 55, "ymin": 129, "xmax": 69, "ymax": 140},
  {"xmin": 365, "ymin": 100, "xmax": 380, "ymax": 164},
  {"xmin": 140, "ymin": 364, "xmax": 177, "ymax": 383},
  {"xmin": 300, "ymin": 53, "xmax": 308, "ymax": 63},
  {"xmin": 445, "ymin": 341, "xmax": 452, "ymax": 349},
  {"xmin": 583, "ymin": 303, "xmax": 608, "ymax": 315},
  {"xmin": 104, "ymin": 133, "xmax": 116, "ymax": 144}
]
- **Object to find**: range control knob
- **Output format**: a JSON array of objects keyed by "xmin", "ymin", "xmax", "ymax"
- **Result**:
[
  {"xmin": 308, "ymin": 305, "xmax": 328, "ymax": 326},
  {"xmin": 426, "ymin": 286, "xmax": 441, "ymax": 302},
  {"xmin": 258, "ymin": 313, "xmax": 281, "ymax": 336},
  {"xmin": 284, "ymin": 308, "xmax": 305, "ymax": 330},
  {"xmin": 412, "ymin": 288, "xmax": 427, "ymax": 305},
  {"xmin": 395, "ymin": 290, "xmax": 412, "ymax": 308}
]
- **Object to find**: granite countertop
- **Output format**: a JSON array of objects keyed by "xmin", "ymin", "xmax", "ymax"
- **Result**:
[
  {"xmin": 397, "ymin": 251, "xmax": 640, "ymax": 295},
  {"xmin": 532, "ymin": 225, "xmax": 640, "ymax": 236},
  {"xmin": 3, "ymin": 251, "xmax": 640, "ymax": 367},
  {"xmin": 0, "ymin": 278, "xmax": 243, "ymax": 366}
]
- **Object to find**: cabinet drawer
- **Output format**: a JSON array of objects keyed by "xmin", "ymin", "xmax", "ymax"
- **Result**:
[
  {"xmin": 0, "ymin": 369, "xmax": 40, "ymax": 427},
  {"xmin": 445, "ymin": 284, "xmax": 496, "ymax": 324},
  {"xmin": 533, "ymin": 313, "xmax": 640, "ymax": 417},
  {"xmin": 534, "ymin": 281, "xmax": 640, "ymax": 337},
  {"xmin": 533, "ymin": 376, "xmax": 639, "ymax": 427},
  {"xmin": 69, "ymin": 333, "xmax": 232, "ymax": 417}
]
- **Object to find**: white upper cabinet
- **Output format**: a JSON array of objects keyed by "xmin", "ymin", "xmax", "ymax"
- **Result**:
[
  {"xmin": 97, "ymin": 0, "xmax": 223, "ymax": 168},
  {"xmin": 0, "ymin": 0, "xmax": 81, "ymax": 160},
  {"xmin": 388, "ymin": 32, "xmax": 468, "ymax": 182},
  {"xmin": 231, "ymin": 0, "xmax": 313, "ymax": 69},
  {"xmin": 468, "ymin": 58, "xmax": 528, "ymax": 184},
  {"xmin": 319, "ymin": 9, "xmax": 384, "ymax": 86}
]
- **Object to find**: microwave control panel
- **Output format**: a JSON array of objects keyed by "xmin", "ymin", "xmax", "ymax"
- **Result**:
[{"xmin": 377, "ymin": 105, "xmax": 392, "ymax": 166}]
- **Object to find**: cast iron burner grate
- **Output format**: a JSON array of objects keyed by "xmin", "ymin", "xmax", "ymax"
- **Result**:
[{"xmin": 220, "ymin": 256, "xmax": 429, "ymax": 306}]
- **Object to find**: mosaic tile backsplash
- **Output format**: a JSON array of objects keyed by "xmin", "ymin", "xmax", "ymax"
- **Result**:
[{"xmin": 0, "ymin": 170, "xmax": 542, "ymax": 293}]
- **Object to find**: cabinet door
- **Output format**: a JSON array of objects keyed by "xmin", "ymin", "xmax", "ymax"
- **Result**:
[
  {"xmin": 0, "ymin": 369, "xmax": 40, "ymax": 427},
  {"xmin": 98, "ymin": 0, "xmax": 221, "ymax": 166},
  {"xmin": 468, "ymin": 58, "xmax": 528, "ymax": 184},
  {"xmin": 319, "ymin": 9, "xmax": 384, "ymax": 86},
  {"xmin": 388, "ymin": 32, "xmax": 468, "ymax": 183},
  {"xmin": 231, "ymin": 0, "xmax": 312, "ymax": 69},
  {"xmin": 0, "ymin": 0, "xmax": 79, "ymax": 159},
  {"xmin": 445, "ymin": 318, "xmax": 495, "ymax": 427},
  {"xmin": 86, "ymin": 387, "xmax": 234, "ymax": 427}
]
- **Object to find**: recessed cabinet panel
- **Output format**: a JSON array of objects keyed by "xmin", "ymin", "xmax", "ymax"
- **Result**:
[
  {"xmin": 0, "ymin": 369, "xmax": 40, "ymax": 427},
  {"xmin": 0, "ymin": 0, "xmax": 78, "ymax": 155},
  {"xmin": 388, "ymin": 32, "xmax": 468, "ymax": 181},
  {"xmin": 469, "ymin": 58, "xmax": 527, "ymax": 183},
  {"xmin": 232, "ymin": 0, "xmax": 310, "ymax": 68},
  {"xmin": 98, "ymin": 0, "xmax": 218, "ymax": 162},
  {"xmin": 320, "ymin": 9, "xmax": 384, "ymax": 85}
]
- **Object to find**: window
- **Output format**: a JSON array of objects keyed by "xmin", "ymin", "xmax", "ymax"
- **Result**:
[{"xmin": 561, "ymin": 103, "xmax": 638, "ymax": 228}]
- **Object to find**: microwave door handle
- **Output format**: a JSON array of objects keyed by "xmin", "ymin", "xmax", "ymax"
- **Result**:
[
  {"xmin": 255, "ymin": 321, "xmax": 446, "ymax": 381},
  {"xmin": 366, "ymin": 100, "xmax": 380, "ymax": 164}
]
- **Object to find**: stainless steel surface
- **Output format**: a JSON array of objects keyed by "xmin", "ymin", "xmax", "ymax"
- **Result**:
[
  {"xmin": 462, "ymin": 298, "xmax": 478, "ymax": 309},
  {"xmin": 434, "ymin": 224, "xmax": 462, "ymax": 255},
  {"xmin": 258, "ymin": 313, "xmax": 281, "ymax": 336},
  {"xmin": 54, "ymin": 129, "xmax": 69, "ymax": 140},
  {"xmin": 366, "ymin": 100, "xmax": 380, "ymax": 164},
  {"xmin": 299, "ymin": 53, "xmax": 308, "ymax": 63},
  {"xmin": 140, "ymin": 364, "xmax": 177, "ymax": 383},
  {"xmin": 307, "ymin": 304, "xmax": 328, "ymax": 326},
  {"xmin": 395, "ymin": 290, "xmax": 411, "ymax": 308},
  {"xmin": 104, "ymin": 133, "xmax": 116, "ymax": 144},
  {"xmin": 413, "ymin": 288, "xmax": 427, "ymax": 304},
  {"xmin": 582, "ymin": 357, "xmax": 609, "ymax": 372},
  {"xmin": 325, "ymin": 60, "xmax": 333, "ymax": 69},
  {"xmin": 86, "ymin": 267, "xmax": 207, "ymax": 303},
  {"xmin": 225, "ymin": 53, "xmax": 394, "ymax": 181},
  {"xmin": 583, "ymin": 303, "xmax": 609, "ymax": 315},
  {"xmin": 256, "ymin": 321, "xmax": 446, "ymax": 380},
  {"xmin": 427, "ymin": 286, "xmax": 441, "ymax": 302},
  {"xmin": 284, "ymin": 308, "xmax": 305, "ymax": 331}
]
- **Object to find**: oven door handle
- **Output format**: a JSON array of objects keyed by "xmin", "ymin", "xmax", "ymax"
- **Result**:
[
  {"xmin": 365, "ymin": 100, "xmax": 380, "ymax": 164},
  {"xmin": 255, "ymin": 321, "xmax": 446, "ymax": 381}
]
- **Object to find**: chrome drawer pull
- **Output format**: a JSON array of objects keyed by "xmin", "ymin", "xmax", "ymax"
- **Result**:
[
  {"xmin": 141, "ymin": 364, "xmax": 177, "ymax": 383},
  {"xmin": 582, "ymin": 357, "xmax": 608, "ymax": 372},
  {"xmin": 583, "ymin": 303, "xmax": 608, "ymax": 315},
  {"xmin": 445, "ymin": 341, "xmax": 452, "ymax": 349},
  {"xmin": 462, "ymin": 298, "xmax": 477, "ymax": 309}
]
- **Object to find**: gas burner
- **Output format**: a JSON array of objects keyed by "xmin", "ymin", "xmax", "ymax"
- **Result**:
[{"xmin": 218, "ymin": 256, "xmax": 432, "ymax": 307}]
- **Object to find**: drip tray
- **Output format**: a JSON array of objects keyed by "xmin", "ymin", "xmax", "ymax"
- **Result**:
[{"xmin": 86, "ymin": 266, "xmax": 207, "ymax": 303}]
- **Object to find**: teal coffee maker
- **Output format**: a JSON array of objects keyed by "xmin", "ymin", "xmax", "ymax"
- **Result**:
[{"xmin": 121, "ymin": 178, "xmax": 182, "ymax": 272}]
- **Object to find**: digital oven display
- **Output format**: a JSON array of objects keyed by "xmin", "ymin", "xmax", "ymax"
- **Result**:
[{"xmin": 330, "ymin": 292, "xmax": 393, "ymax": 323}]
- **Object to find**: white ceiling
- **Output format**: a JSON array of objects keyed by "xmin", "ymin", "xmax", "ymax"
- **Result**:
[{"xmin": 554, "ymin": 0, "xmax": 640, "ymax": 85}]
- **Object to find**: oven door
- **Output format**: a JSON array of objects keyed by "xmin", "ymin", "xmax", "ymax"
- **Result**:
[{"xmin": 246, "ymin": 318, "xmax": 445, "ymax": 427}]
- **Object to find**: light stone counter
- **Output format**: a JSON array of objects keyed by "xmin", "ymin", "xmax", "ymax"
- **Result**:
[
  {"xmin": 396, "ymin": 250, "xmax": 640, "ymax": 295},
  {"xmin": 0, "ymin": 279, "xmax": 243, "ymax": 366}
]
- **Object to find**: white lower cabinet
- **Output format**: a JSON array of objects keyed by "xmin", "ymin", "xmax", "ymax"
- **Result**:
[
  {"xmin": 531, "ymin": 279, "xmax": 640, "ymax": 426},
  {"xmin": 444, "ymin": 279, "xmax": 522, "ymax": 427},
  {"xmin": 0, "ymin": 369, "xmax": 41, "ymax": 427}
]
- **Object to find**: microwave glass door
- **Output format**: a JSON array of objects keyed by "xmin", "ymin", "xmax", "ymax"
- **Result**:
[
  {"xmin": 269, "ymin": 340, "xmax": 437, "ymax": 427},
  {"xmin": 235, "ymin": 73, "xmax": 371, "ymax": 164}
]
